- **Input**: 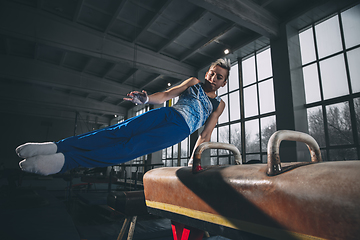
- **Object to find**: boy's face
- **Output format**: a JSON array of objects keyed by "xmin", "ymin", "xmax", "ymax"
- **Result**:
[{"xmin": 204, "ymin": 65, "xmax": 228, "ymax": 91}]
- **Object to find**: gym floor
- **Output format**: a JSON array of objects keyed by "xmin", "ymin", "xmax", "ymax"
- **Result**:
[{"xmin": 0, "ymin": 173, "xmax": 230, "ymax": 240}]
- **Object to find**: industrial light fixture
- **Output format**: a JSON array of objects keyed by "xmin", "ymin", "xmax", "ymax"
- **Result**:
[
  {"xmin": 224, "ymin": 49, "xmax": 230, "ymax": 55},
  {"xmin": 168, "ymin": 82, "xmax": 171, "ymax": 87}
]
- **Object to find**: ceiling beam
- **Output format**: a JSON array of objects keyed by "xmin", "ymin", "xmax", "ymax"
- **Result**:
[
  {"xmin": 140, "ymin": 74, "xmax": 164, "ymax": 89},
  {"xmin": 116, "ymin": 74, "xmax": 165, "ymax": 105},
  {"xmin": 158, "ymin": 8, "xmax": 208, "ymax": 53},
  {"xmin": 188, "ymin": 0, "xmax": 279, "ymax": 38},
  {"xmin": 0, "ymin": 100, "xmax": 110, "ymax": 125},
  {"xmin": 0, "ymin": 55, "xmax": 134, "ymax": 99},
  {"xmin": 59, "ymin": 52, "xmax": 68, "ymax": 66},
  {"xmin": 0, "ymin": 1, "xmax": 197, "ymax": 80},
  {"xmin": 102, "ymin": 63, "xmax": 117, "ymax": 79},
  {"xmin": 104, "ymin": 0, "xmax": 127, "ymax": 34},
  {"xmin": 73, "ymin": 0, "xmax": 84, "ymax": 22},
  {"xmin": 134, "ymin": 0, "xmax": 173, "ymax": 42},
  {"xmin": 0, "ymin": 81, "xmax": 126, "ymax": 117},
  {"xmin": 119, "ymin": 68, "xmax": 138, "ymax": 85},
  {"xmin": 197, "ymin": 31, "xmax": 261, "ymax": 70},
  {"xmin": 117, "ymin": 75, "xmax": 164, "ymax": 105},
  {"xmin": 180, "ymin": 22, "xmax": 235, "ymax": 62}
]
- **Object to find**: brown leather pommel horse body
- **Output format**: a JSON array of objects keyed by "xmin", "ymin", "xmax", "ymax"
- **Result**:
[{"xmin": 143, "ymin": 130, "xmax": 360, "ymax": 240}]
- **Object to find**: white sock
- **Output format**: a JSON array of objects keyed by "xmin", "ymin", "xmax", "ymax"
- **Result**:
[
  {"xmin": 19, "ymin": 153, "xmax": 65, "ymax": 176},
  {"xmin": 16, "ymin": 142, "xmax": 57, "ymax": 158}
]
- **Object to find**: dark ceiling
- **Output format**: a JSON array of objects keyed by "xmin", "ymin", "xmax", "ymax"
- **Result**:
[{"xmin": 0, "ymin": 0, "xmax": 355, "ymax": 126}]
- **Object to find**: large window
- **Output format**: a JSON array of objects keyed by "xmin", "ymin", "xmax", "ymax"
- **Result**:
[
  {"xmin": 299, "ymin": 4, "xmax": 360, "ymax": 161},
  {"xmin": 212, "ymin": 47, "xmax": 276, "ymax": 164}
]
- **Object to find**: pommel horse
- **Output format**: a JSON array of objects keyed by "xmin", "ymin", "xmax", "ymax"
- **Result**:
[{"xmin": 143, "ymin": 130, "xmax": 360, "ymax": 240}]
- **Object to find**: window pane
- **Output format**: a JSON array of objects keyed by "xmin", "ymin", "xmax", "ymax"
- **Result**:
[
  {"xmin": 242, "ymin": 56, "xmax": 256, "ymax": 86},
  {"xmin": 211, "ymin": 157, "xmax": 217, "ymax": 165},
  {"xmin": 307, "ymin": 106, "xmax": 326, "ymax": 147},
  {"xmin": 211, "ymin": 127, "xmax": 218, "ymax": 155},
  {"xmin": 326, "ymin": 102, "xmax": 353, "ymax": 146},
  {"xmin": 173, "ymin": 144, "xmax": 178, "ymax": 159},
  {"xmin": 181, "ymin": 138, "xmax": 188, "ymax": 157},
  {"xmin": 257, "ymin": 48, "xmax": 273, "ymax": 80},
  {"xmin": 166, "ymin": 146, "xmax": 172, "ymax": 158},
  {"xmin": 261, "ymin": 154, "xmax": 267, "ymax": 163},
  {"xmin": 162, "ymin": 149, "xmax": 166, "ymax": 159},
  {"xmin": 315, "ymin": 15, "xmax": 342, "ymax": 58},
  {"xmin": 230, "ymin": 123, "xmax": 241, "ymax": 150},
  {"xmin": 229, "ymin": 63, "xmax": 239, "ymax": 91},
  {"xmin": 341, "ymin": 4, "xmax": 360, "ymax": 49},
  {"xmin": 218, "ymin": 95, "xmax": 229, "ymax": 124},
  {"xmin": 299, "ymin": 27, "xmax": 316, "ymax": 64},
  {"xmin": 219, "ymin": 127, "xmax": 230, "ymax": 144},
  {"xmin": 329, "ymin": 148, "xmax": 357, "ymax": 161},
  {"xmin": 320, "ymin": 54, "xmax": 349, "ymax": 99},
  {"xmin": 261, "ymin": 116, "xmax": 276, "ymax": 152},
  {"xmin": 245, "ymin": 119, "xmax": 260, "ymax": 153},
  {"xmin": 347, "ymin": 47, "xmax": 360, "ymax": 93},
  {"xmin": 229, "ymin": 91, "xmax": 240, "ymax": 121},
  {"xmin": 244, "ymin": 85, "xmax": 258, "ymax": 118},
  {"xmin": 180, "ymin": 159, "xmax": 188, "ymax": 167},
  {"xmin": 258, "ymin": 79, "xmax": 275, "ymax": 114},
  {"xmin": 218, "ymin": 125, "xmax": 229, "ymax": 155},
  {"xmin": 303, "ymin": 63, "xmax": 321, "ymax": 103},
  {"xmin": 219, "ymin": 157, "xmax": 229, "ymax": 165},
  {"xmin": 354, "ymin": 98, "xmax": 360, "ymax": 145},
  {"xmin": 218, "ymin": 83, "xmax": 228, "ymax": 96}
]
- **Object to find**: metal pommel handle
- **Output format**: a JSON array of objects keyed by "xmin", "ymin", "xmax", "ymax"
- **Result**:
[
  {"xmin": 267, "ymin": 130, "xmax": 322, "ymax": 176},
  {"xmin": 192, "ymin": 142, "xmax": 242, "ymax": 174}
]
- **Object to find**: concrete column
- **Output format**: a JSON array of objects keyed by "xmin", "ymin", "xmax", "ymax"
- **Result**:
[
  {"xmin": 271, "ymin": 22, "xmax": 310, "ymax": 162},
  {"xmin": 287, "ymin": 23, "xmax": 311, "ymax": 162},
  {"xmin": 270, "ymin": 24, "xmax": 297, "ymax": 162}
]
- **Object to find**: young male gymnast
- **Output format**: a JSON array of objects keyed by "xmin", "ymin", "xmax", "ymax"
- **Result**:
[{"xmin": 15, "ymin": 59, "xmax": 231, "ymax": 175}]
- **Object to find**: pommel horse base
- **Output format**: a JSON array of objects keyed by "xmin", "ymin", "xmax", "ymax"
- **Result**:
[
  {"xmin": 107, "ymin": 190, "xmax": 148, "ymax": 240},
  {"xmin": 143, "ymin": 130, "xmax": 360, "ymax": 240}
]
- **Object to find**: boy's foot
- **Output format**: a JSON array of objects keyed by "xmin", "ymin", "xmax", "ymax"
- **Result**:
[
  {"xmin": 16, "ymin": 142, "xmax": 57, "ymax": 158},
  {"xmin": 19, "ymin": 153, "xmax": 65, "ymax": 176}
]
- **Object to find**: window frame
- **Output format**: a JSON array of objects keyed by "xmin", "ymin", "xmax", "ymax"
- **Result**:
[{"xmin": 299, "ymin": 5, "xmax": 360, "ymax": 161}]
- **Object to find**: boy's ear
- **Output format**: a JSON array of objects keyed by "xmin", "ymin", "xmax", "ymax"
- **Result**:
[{"xmin": 221, "ymin": 80, "xmax": 227, "ymax": 87}]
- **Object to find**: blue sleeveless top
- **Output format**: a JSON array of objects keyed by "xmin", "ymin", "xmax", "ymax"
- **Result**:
[{"xmin": 172, "ymin": 83, "xmax": 221, "ymax": 134}]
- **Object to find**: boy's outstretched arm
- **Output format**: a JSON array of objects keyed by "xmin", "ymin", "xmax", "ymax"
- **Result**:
[{"xmin": 124, "ymin": 77, "xmax": 200, "ymax": 105}]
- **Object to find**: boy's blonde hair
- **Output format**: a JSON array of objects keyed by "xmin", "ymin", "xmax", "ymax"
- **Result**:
[{"xmin": 210, "ymin": 58, "xmax": 231, "ymax": 80}]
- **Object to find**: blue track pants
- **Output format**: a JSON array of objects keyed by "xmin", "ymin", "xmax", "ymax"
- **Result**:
[{"xmin": 57, "ymin": 107, "xmax": 190, "ymax": 173}]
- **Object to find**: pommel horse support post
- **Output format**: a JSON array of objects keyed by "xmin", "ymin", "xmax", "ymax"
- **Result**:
[{"xmin": 143, "ymin": 130, "xmax": 360, "ymax": 240}]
